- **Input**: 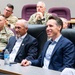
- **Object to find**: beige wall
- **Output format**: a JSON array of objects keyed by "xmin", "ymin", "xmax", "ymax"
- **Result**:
[{"xmin": 0, "ymin": 0, "xmax": 74, "ymax": 18}]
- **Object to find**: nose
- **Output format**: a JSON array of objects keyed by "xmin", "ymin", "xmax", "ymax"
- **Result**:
[
  {"xmin": 38, "ymin": 7, "xmax": 40, "ymax": 9},
  {"xmin": 15, "ymin": 28, "xmax": 19, "ymax": 32},
  {"xmin": 37, "ymin": 6, "xmax": 40, "ymax": 11}
]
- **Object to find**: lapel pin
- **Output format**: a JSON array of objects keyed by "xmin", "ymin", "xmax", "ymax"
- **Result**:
[{"xmin": 22, "ymin": 44, "xmax": 24, "ymax": 46}]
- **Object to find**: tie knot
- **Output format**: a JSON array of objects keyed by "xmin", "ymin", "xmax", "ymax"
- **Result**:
[
  {"xmin": 51, "ymin": 39, "xmax": 53, "ymax": 42},
  {"xmin": 51, "ymin": 41, "xmax": 56, "ymax": 45},
  {"xmin": 48, "ymin": 39, "xmax": 56, "ymax": 45},
  {"xmin": 48, "ymin": 40, "xmax": 52, "ymax": 45}
]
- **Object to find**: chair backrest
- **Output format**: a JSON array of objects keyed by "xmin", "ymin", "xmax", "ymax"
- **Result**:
[
  {"xmin": 61, "ymin": 29, "xmax": 75, "ymax": 68},
  {"xmin": 61, "ymin": 29, "xmax": 75, "ymax": 45},
  {"xmin": 27, "ymin": 25, "xmax": 47, "ymax": 56},
  {"xmin": 21, "ymin": 4, "xmax": 36, "ymax": 21},
  {"xmin": 48, "ymin": 7, "xmax": 71, "ymax": 20}
]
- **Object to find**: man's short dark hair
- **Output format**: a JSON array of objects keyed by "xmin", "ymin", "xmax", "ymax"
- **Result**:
[
  {"xmin": 7, "ymin": 3, "xmax": 14, "ymax": 10},
  {"xmin": 48, "ymin": 16, "xmax": 63, "ymax": 31}
]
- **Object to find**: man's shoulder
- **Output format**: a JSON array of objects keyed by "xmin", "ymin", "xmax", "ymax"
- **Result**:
[
  {"xmin": 45, "ymin": 12, "xmax": 52, "ymax": 16},
  {"xmin": 5, "ymin": 27, "xmax": 14, "ymax": 33},
  {"xmin": 27, "ymin": 34, "xmax": 36, "ymax": 39},
  {"xmin": 60, "ymin": 36, "xmax": 73, "ymax": 44},
  {"xmin": 7, "ymin": 15, "xmax": 18, "ymax": 20},
  {"xmin": 9, "ymin": 36, "xmax": 15, "ymax": 40},
  {"xmin": 25, "ymin": 34, "xmax": 37, "ymax": 42}
]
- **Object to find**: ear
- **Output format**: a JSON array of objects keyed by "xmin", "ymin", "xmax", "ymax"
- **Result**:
[
  {"xmin": 25, "ymin": 27, "xmax": 28, "ymax": 32},
  {"xmin": 58, "ymin": 25, "xmax": 62, "ymax": 31},
  {"xmin": 5, "ymin": 19, "xmax": 8, "ymax": 24},
  {"xmin": 11, "ymin": 11, "xmax": 13, "ymax": 14}
]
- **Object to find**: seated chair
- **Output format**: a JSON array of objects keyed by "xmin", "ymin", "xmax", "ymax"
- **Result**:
[
  {"xmin": 61, "ymin": 29, "xmax": 75, "ymax": 45},
  {"xmin": 61, "ymin": 29, "xmax": 75, "ymax": 68},
  {"xmin": 27, "ymin": 24, "xmax": 47, "ymax": 57},
  {"xmin": 48, "ymin": 7, "xmax": 71, "ymax": 20},
  {"xmin": 21, "ymin": 4, "xmax": 36, "ymax": 21},
  {"xmin": 48, "ymin": 7, "xmax": 72, "ymax": 28}
]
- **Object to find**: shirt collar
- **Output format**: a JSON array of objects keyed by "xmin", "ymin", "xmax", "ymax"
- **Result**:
[
  {"xmin": 54, "ymin": 34, "xmax": 62, "ymax": 43},
  {"xmin": 16, "ymin": 33, "xmax": 27, "ymax": 40},
  {"xmin": 49, "ymin": 34, "xmax": 62, "ymax": 43}
]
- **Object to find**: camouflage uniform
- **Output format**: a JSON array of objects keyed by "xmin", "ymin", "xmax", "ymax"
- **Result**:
[
  {"xmin": 6, "ymin": 14, "xmax": 18, "ymax": 28},
  {"xmin": 28, "ymin": 12, "xmax": 52, "ymax": 25},
  {"xmin": 0, "ymin": 26, "xmax": 14, "ymax": 50}
]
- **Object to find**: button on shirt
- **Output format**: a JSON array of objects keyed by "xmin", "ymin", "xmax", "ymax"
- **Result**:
[
  {"xmin": 9, "ymin": 33, "xmax": 27, "ymax": 62},
  {"xmin": 43, "ymin": 35, "xmax": 62, "ymax": 69}
]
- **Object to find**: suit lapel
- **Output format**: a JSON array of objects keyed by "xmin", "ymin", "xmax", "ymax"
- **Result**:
[
  {"xmin": 42, "ymin": 41, "xmax": 52, "ymax": 58},
  {"xmin": 16, "ymin": 34, "xmax": 29, "ymax": 55},
  {"xmin": 12, "ymin": 38, "xmax": 16, "ymax": 46},
  {"xmin": 9, "ymin": 37, "xmax": 17, "ymax": 53},
  {"xmin": 51, "ymin": 36, "xmax": 63, "ymax": 58}
]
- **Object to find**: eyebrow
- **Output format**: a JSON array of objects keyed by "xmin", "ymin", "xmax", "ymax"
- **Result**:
[
  {"xmin": 15, "ymin": 26, "xmax": 21, "ymax": 29},
  {"xmin": 5, "ymin": 8, "xmax": 12, "ymax": 12}
]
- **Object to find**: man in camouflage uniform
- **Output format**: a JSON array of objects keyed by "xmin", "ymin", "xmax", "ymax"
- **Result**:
[
  {"xmin": 3, "ymin": 3, "xmax": 18, "ymax": 28},
  {"xmin": 0, "ymin": 14, "xmax": 14, "ymax": 59},
  {"xmin": 28, "ymin": 1, "xmax": 52, "ymax": 25}
]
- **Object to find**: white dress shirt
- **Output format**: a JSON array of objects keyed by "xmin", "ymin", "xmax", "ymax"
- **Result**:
[
  {"xmin": 9, "ymin": 33, "xmax": 27, "ymax": 62},
  {"xmin": 43, "ymin": 35, "xmax": 62, "ymax": 69}
]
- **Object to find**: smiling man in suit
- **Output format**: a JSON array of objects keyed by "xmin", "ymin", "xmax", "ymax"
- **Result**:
[
  {"xmin": 5, "ymin": 19, "xmax": 38, "ymax": 63},
  {"xmin": 21, "ymin": 16, "xmax": 75, "ymax": 72}
]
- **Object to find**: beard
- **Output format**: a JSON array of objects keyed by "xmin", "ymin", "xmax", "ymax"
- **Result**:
[{"xmin": 16, "ymin": 34, "xmax": 21, "ymax": 38}]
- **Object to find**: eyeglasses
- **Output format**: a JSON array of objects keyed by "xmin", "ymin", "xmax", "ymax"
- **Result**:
[{"xmin": 4, "ymin": 8, "xmax": 12, "ymax": 12}]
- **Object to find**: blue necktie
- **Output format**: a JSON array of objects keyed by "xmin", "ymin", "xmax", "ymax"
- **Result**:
[{"xmin": 48, "ymin": 40, "xmax": 52, "ymax": 45}]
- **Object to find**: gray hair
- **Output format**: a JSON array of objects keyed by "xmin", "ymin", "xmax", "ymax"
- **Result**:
[
  {"xmin": 17, "ymin": 19, "xmax": 28, "ymax": 28},
  {"xmin": 37, "ymin": 1, "xmax": 46, "ymax": 8},
  {"xmin": 23, "ymin": 20, "xmax": 28, "ymax": 28}
]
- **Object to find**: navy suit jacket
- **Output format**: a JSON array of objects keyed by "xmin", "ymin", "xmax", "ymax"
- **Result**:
[
  {"xmin": 5, "ymin": 34, "xmax": 38, "ymax": 63},
  {"xmin": 31, "ymin": 36, "xmax": 75, "ymax": 71}
]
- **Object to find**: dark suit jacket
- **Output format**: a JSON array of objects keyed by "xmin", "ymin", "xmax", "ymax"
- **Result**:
[
  {"xmin": 31, "ymin": 36, "xmax": 75, "ymax": 71},
  {"xmin": 5, "ymin": 34, "xmax": 38, "ymax": 63}
]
